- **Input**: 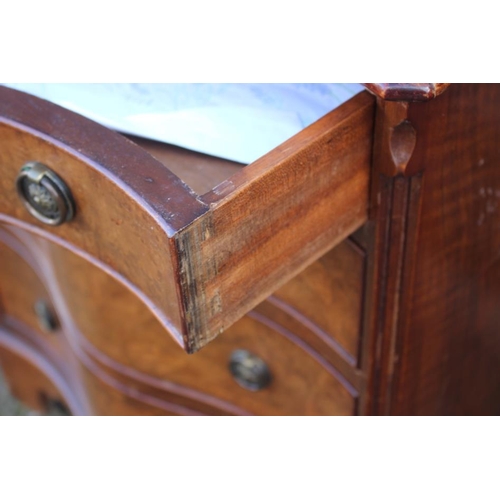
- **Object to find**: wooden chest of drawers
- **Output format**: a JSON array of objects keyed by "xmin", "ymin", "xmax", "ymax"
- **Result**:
[{"xmin": 1, "ymin": 83, "xmax": 500, "ymax": 415}]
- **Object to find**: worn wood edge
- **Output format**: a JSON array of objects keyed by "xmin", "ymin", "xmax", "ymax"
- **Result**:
[
  {"xmin": 363, "ymin": 84, "xmax": 450, "ymax": 102},
  {"xmin": 176, "ymin": 93, "xmax": 375, "ymax": 352},
  {"xmin": 179, "ymin": 195, "xmax": 367, "ymax": 356},
  {"xmin": 172, "ymin": 216, "xmax": 215, "ymax": 352}
]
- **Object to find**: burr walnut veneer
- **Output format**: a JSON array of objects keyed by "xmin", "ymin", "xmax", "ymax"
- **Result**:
[{"xmin": 1, "ymin": 84, "xmax": 499, "ymax": 415}]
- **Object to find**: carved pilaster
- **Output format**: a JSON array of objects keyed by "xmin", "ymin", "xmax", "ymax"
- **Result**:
[{"xmin": 360, "ymin": 96, "xmax": 424, "ymax": 415}]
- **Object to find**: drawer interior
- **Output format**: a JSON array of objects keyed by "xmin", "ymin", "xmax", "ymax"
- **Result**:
[{"xmin": 125, "ymin": 135, "xmax": 244, "ymax": 196}]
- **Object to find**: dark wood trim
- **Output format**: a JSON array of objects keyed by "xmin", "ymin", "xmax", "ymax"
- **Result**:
[{"xmin": 363, "ymin": 83, "xmax": 450, "ymax": 102}]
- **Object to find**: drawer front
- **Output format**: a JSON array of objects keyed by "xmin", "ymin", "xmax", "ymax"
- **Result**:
[
  {"xmin": 79, "ymin": 365, "xmax": 193, "ymax": 416},
  {"xmin": 76, "ymin": 315, "xmax": 356, "ymax": 416},
  {"xmin": 0, "ymin": 329, "xmax": 77, "ymax": 415},
  {"xmin": 202, "ymin": 314, "xmax": 357, "ymax": 416},
  {"xmin": 0, "ymin": 345, "xmax": 67, "ymax": 414},
  {"xmin": 19, "ymin": 236, "xmax": 356, "ymax": 415},
  {"xmin": 273, "ymin": 238, "xmax": 365, "ymax": 362},
  {"xmin": 0, "ymin": 237, "xmax": 63, "ymax": 352},
  {"xmin": 0, "ymin": 86, "xmax": 374, "ymax": 352},
  {"xmin": 0, "ymin": 86, "xmax": 201, "ymax": 347}
]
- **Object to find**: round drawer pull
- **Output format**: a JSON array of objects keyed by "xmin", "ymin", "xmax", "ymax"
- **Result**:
[
  {"xmin": 34, "ymin": 300, "xmax": 58, "ymax": 332},
  {"xmin": 229, "ymin": 349, "xmax": 272, "ymax": 391},
  {"xmin": 16, "ymin": 162, "xmax": 75, "ymax": 226}
]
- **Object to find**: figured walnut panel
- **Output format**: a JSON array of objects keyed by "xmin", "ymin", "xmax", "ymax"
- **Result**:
[{"xmin": 368, "ymin": 83, "xmax": 500, "ymax": 415}]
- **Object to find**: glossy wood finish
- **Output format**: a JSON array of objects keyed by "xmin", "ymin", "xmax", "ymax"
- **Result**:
[{"xmin": 0, "ymin": 86, "xmax": 373, "ymax": 352}]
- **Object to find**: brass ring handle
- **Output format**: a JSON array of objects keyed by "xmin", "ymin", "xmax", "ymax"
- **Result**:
[{"xmin": 16, "ymin": 162, "xmax": 75, "ymax": 226}]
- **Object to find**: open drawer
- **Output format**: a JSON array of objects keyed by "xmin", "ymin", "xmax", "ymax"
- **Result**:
[{"xmin": 0, "ymin": 86, "xmax": 374, "ymax": 352}]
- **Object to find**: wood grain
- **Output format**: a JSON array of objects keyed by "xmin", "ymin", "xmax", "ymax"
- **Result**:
[
  {"xmin": 392, "ymin": 83, "xmax": 500, "ymax": 414},
  {"xmin": 365, "ymin": 83, "xmax": 500, "ymax": 415},
  {"xmin": 178, "ymin": 91, "xmax": 374, "ymax": 351},
  {"xmin": 6, "ymin": 84, "xmax": 500, "ymax": 415}
]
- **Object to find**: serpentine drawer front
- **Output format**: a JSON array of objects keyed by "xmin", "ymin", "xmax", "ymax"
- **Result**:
[
  {"xmin": 0, "ymin": 86, "xmax": 374, "ymax": 353},
  {"xmin": 0, "ymin": 221, "xmax": 362, "ymax": 415}
]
